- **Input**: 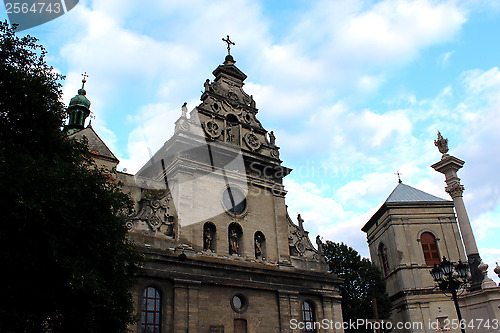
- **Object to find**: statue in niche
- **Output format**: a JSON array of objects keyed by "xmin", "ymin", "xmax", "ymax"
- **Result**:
[
  {"xmin": 204, "ymin": 79, "xmax": 211, "ymax": 93},
  {"xmin": 226, "ymin": 127, "xmax": 234, "ymax": 142},
  {"xmin": 269, "ymin": 131, "xmax": 276, "ymax": 146},
  {"xmin": 229, "ymin": 228, "xmax": 239, "ymax": 255},
  {"xmin": 316, "ymin": 235, "xmax": 324, "ymax": 256},
  {"xmin": 255, "ymin": 234, "xmax": 264, "ymax": 258},
  {"xmin": 204, "ymin": 224, "xmax": 215, "ymax": 251},
  {"xmin": 250, "ymin": 95, "xmax": 256, "ymax": 108}
]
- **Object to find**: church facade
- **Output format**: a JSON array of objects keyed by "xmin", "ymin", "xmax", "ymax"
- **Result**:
[{"xmin": 65, "ymin": 53, "xmax": 344, "ymax": 332}]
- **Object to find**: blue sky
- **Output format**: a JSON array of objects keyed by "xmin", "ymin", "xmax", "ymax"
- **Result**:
[{"xmin": 4, "ymin": 0, "xmax": 500, "ymax": 278}]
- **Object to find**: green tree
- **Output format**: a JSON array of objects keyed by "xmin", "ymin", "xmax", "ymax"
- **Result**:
[
  {"xmin": 0, "ymin": 21, "xmax": 142, "ymax": 332},
  {"xmin": 323, "ymin": 241, "xmax": 391, "ymax": 332}
]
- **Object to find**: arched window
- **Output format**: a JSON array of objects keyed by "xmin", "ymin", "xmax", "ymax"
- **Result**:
[
  {"xmin": 302, "ymin": 301, "xmax": 316, "ymax": 333},
  {"xmin": 379, "ymin": 243, "xmax": 390, "ymax": 276},
  {"xmin": 234, "ymin": 319, "xmax": 247, "ymax": 333},
  {"xmin": 420, "ymin": 232, "xmax": 440, "ymax": 266},
  {"xmin": 141, "ymin": 287, "xmax": 161, "ymax": 333}
]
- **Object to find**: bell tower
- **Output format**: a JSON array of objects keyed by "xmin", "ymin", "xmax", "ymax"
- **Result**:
[
  {"xmin": 362, "ymin": 182, "xmax": 466, "ymax": 331},
  {"xmin": 126, "ymin": 38, "xmax": 343, "ymax": 332},
  {"xmin": 64, "ymin": 73, "xmax": 91, "ymax": 135}
]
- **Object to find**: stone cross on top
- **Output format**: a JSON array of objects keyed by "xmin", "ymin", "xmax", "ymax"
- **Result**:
[{"xmin": 222, "ymin": 35, "xmax": 235, "ymax": 55}]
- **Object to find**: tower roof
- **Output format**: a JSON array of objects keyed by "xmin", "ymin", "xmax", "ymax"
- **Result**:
[
  {"xmin": 65, "ymin": 74, "xmax": 91, "ymax": 134},
  {"xmin": 362, "ymin": 182, "xmax": 452, "ymax": 232},
  {"xmin": 385, "ymin": 183, "xmax": 448, "ymax": 203},
  {"xmin": 69, "ymin": 88, "xmax": 91, "ymax": 109},
  {"xmin": 212, "ymin": 55, "xmax": 247, "ymax": 82}
]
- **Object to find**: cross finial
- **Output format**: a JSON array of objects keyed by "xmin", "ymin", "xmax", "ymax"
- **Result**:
[
  {"xmin": 81, "ymin": 72, "xmax": 89, "ymax": 89},
  {"xmin": 222, "ymin": 35, "xmax": 235, "ymax": 55},
  {"xmin": 395, "ymin": 171, "xmax": 402, "ymax": 184}
]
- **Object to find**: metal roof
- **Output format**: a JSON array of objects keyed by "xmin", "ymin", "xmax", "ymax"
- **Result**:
[{"xmin": 385, "ymin": 183, "xmax": 448, "ymax": 203}]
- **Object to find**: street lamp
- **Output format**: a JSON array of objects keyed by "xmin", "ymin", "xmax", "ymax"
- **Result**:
[{"xmin": 430, "ymin": 257, "xmax": 469, "ymax": 333}]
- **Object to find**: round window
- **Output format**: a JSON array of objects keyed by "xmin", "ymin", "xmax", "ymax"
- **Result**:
[
  {"xmin": 222, "ymin": 187, "xmax": 246, "ymax": 215},
  {"xmin": 231, "ymin": 294, "xmax": 248, "ymax": 313}
]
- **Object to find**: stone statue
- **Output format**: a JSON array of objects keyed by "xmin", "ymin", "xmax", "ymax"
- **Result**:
[
  {"xmin": 226, "ymin": 127, "xmax": 234, "ymax": 142},
  {"xmin": 269, "ymin": 131, "xmax": 276, "ymax": 146},
  {"xmin": 255, "ymin": 234, "xmax": 263, "ymax": 258},
  {"xmin": 434, "ymin": 131, "xmax": 449, "ymax": 155},
  {"xmin": 204, "ymin": 79, "xmax": 211, "ymax": 93},
  {"xmin": 297, "ymin": 213, "xmax": 304, "ymax": 231},
  {"xmin": 181, "ymin": 102, "xmax": 188, "ymax": 118},
  {"xmin": 229, "ymin": 229, "xmax": 239, "ymax": 254},
  {"xmin": 250, "ymin": 95, "xmax": 256, "ymax": 108},
  {"xmin": 204, "ymin": 226, "xmax": 213, "ymax": 251},
  {"xmin": 316, "ymin": 235, "xmax": 323, "ymax": 256}
]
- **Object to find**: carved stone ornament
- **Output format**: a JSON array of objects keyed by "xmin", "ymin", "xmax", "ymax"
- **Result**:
[
  {"xmin": 434, "ymin": 131, "xmax": 449, "ymax": 155},
  {"xmin": 227, "ymin": 90, "xmax": 240, "ymax": 106},
  {"xmin": 203, "ymin": 119, "xmax": 222, "ymax": 139},
  {"xmin": 243, "ymin": 132, "xmax": 261, "ymax": 151},
  {"xmin": 125, "ymin": 220, "xmax": 134, "ymax": 231},
  {"xmin": 270, "ymin": 148, "xmax": 280, "ymax": 159},
  {"xmin": 128, "ymin": 193, "xmax": 175, "ymax": 236},
  {"xmin": 287, "ymin": 213, "xmax": 324, "ymax": 262},
  {"xmin": 445, "ymin": 182, "xmax": 464, "ymax": 198},
  {"xmin": 179, "ymin": 118, "xmax": 190, "ymax": 131},
  {"xmin": 211, "ymin": 102, "xmax": 220, "ymax": 113},
  {"xmin": 243, "ymin": 112, "xmax": 252, "ymax": 124}
]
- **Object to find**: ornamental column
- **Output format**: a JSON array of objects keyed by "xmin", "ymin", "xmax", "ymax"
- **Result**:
[{"xmin": 431, "ymin": 131, "xmax": 483, "ymax": 291}]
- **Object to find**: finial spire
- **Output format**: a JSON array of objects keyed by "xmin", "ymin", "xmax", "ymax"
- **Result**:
[
  {"xmin": 395, "ymin": 171, "xmax": 402, "ymax": 184},
  {"xmin": 222, "ymin": 35, "xmax": 235, "ymax": 55},
  {"xmin": 81, "ymin": 72, "xmax": 89, "ymax": 89}
]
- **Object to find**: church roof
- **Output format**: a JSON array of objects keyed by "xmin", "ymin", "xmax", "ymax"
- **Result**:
[
  {"xmin": 69, "ymin": 126, "xmax": 119, "ymax": 162},
  {"xmin": 361, "ymin": 182, "xmax": 452, "ymax": 232},
  {"xmin": 385, "ymin": 183, "xmax": 448, "ymax": 203}
]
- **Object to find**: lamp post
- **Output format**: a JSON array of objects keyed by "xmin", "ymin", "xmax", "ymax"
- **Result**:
[{"xmin": 430, "ymin": 257, "xmax": 469, "ymax": 333}]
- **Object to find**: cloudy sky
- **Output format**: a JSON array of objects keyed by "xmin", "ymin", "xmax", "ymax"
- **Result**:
[{"xmin": 4, "ymin": 0, "xmax": 500, "ymax": 278}]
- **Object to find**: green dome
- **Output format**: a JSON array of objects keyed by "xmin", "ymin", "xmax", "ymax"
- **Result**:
[{"xmin": 69, "ymin": 88, "xmax": 91, "ymax": 109}]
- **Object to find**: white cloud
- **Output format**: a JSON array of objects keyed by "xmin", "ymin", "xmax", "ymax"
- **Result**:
[
  {"xmin": 358, "ymin": 74, "xmax": 386, "ymax": 92},
  {"xmin": 438, "ymin": 50, "xmax": 455, "ymax": 67}
]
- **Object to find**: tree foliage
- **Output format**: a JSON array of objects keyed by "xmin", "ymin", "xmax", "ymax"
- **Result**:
[
  {"xmin": 323, "ymin": 241, "xmax": 391, "ymax": 332},
  {"xmin": 0, "ymin": 21, "xmax": 142, "ymax": 332}
]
